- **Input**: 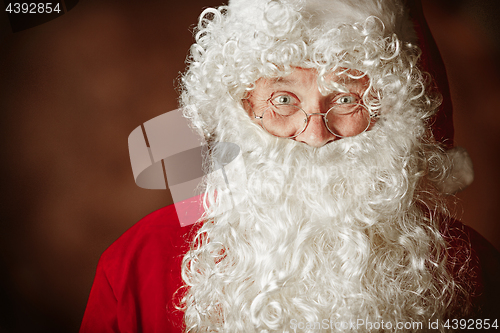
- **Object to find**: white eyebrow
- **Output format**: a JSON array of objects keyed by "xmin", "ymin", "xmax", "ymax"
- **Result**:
[{"xmin": 268, "ymin": 77, "xmax": 300, "ymax": 86}]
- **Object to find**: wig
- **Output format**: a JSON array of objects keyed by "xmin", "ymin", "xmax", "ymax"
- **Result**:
[{"xmin": 178, "ymin": 0, "xmax": 472, "ymax": 331}]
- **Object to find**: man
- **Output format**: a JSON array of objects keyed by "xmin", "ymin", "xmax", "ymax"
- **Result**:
[{"xmin": 80, "ymin": 0, "xmax": 500, "ymax": 332}]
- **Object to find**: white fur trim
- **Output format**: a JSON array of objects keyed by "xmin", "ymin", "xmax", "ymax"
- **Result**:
[
  {"xmin": 439, "ymin": 146, "xmax": 474, "ymax": 195},
  {"xmin": 228, "ymin": 0, "xmax": 417, "ymax": 42}
]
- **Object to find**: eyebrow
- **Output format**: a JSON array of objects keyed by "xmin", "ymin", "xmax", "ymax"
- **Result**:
[
  {"xmin": 337, "ymin": 76, "xmax": 365, "ymax": 86},
  {"xmin": 269, "ymin": 75, "xmax": 363, "ymax": 86},
  {"xmin": 268, "ymin": 77, "xmax": 299, "ymax": 86}
]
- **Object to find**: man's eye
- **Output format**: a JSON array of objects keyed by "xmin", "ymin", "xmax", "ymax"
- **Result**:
[
  {"xmin": 335, "ymin": 95, "xmax": 358, "ymax": 104},
  {"xmin": 273, "ymin": 95, "xmax": 294, "ymax": 105}
]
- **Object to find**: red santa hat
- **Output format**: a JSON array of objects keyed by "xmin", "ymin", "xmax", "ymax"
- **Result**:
[{"xmin": 409, "ymin": 1, "xmax": 474, "ymax": 194}]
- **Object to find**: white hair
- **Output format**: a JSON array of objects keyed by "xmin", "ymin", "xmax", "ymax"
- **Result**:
[
  {"xmin": 181, "ymin": 0, "xmax": 432, "ymax": 141},
  {"xmin": 178, "ymin": 0, "xmax": 473, "ymax": 331}
]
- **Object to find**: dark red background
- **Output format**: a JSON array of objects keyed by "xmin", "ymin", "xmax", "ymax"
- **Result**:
[{"xmin": 0, "ymin": 0, "xmax": 499, "ymax": 331}]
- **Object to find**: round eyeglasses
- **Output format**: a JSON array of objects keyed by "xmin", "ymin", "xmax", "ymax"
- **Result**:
[{"xmin": 253, "ymin": 103, "xmax": 374, "ymax": 139}]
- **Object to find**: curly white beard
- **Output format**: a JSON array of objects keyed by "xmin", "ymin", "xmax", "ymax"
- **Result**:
[{"xmin": 180, "ymin": 110, "xmax": 466, "ymax": 332}]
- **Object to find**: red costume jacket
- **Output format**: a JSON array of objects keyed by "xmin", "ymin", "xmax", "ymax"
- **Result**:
[
  {"xmin": 79, "ymin": 205, "xmax": 194, "ymax": 333},
  {"xmin": 80, "ymin": 204, "xmax": 500, "ymax": 332}
]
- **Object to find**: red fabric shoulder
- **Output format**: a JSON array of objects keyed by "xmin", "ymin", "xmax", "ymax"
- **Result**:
[
  {"xmin": 444, "ymin": 218, "xmax": 500, "ymax": 319},
  {"xmin": 80, "ymin": 205, "xmax": 198, "ymax": 333},
  {"xmin": 409, "ymin": 1, "xmax": 455, "ymax": 148}
]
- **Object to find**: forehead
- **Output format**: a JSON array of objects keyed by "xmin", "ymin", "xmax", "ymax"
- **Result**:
[
  {"xmin": 262, "ymin": 68, "xmax": 316, "ymax": 88},
  {"xmin": 254, "ymin": 67, "xmax": 368, "ymax": 91}
]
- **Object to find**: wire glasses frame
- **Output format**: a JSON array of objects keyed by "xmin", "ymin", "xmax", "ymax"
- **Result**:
[{"xmin": 253, "ymin": 103, "xmax": 376, "ymax": 139}]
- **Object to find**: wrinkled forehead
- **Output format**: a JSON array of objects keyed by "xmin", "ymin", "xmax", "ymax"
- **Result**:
[{"xmin": 253, "ymin": 67, "xmax": 370, "ymax": 94}]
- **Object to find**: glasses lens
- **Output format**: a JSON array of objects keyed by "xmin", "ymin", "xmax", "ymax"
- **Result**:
[
  {"xmin": 261, "ymin": 105, "xmax": 307, "ymax": 138},
  {"xmin": 326, "ymin": 104, "xmax": 371, "ymax": 137}
]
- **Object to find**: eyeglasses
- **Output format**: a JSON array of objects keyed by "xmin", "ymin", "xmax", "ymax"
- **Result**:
[{"xmin": 253, "ymin": 103, "xmax": 374, "ymax": 139}]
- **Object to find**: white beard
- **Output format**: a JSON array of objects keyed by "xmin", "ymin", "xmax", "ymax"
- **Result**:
[{"xmin": 180, "ymin": 110, "xmax": 468, "ymax": 332}]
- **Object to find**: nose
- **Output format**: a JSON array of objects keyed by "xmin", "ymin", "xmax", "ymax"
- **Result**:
[{"xmin": 294, "ymin": 113, "xmax": 337, "ymax": 148}]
